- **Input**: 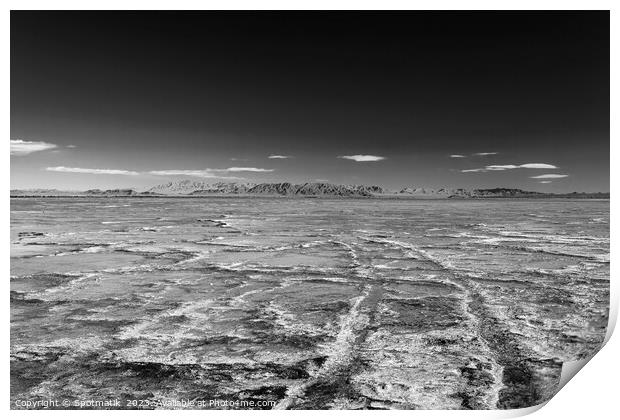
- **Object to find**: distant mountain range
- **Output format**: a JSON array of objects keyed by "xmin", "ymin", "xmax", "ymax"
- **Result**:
[
  {"xmin": 147, "ymin": 181, "xmax": 386, "ymax": 197},
  {"xmin": 11, "ymin": 180, "xmax": 610, "ymax": 199}
]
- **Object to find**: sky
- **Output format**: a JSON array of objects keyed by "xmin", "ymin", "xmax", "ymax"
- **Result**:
[{"xmin": 11, "ymin": 11, "xmax": 609, "ymax": 192}]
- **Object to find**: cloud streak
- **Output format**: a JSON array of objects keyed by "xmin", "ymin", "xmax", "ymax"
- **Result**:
[
  {"xmin": 11, "ymin": 139, "xmax": 58, "ymax": 155},
  {"xmin": 224, "ymin": 167, "xmax": 273, "ymax": 172},
  {"xmin": 473, "ymin": 152, "xmax": 498, "ymax": 156},
  {"xmin": 518, "ymin": 163, "xmax": 557, "ymax": 169},
  {"xmin": 46, "ymin": 166, "xmax": 139, "ymax": 175},
  {"xmin": 485, "ymin": 165, "xmax": 520, "ymax": 170},
  {"xmin": 148, "ymin": 167, "xmax": 273, "ymax": 178},
  {"xmin": 148, "ymin": 170, "xmax": 218, "ymax": 178},
  {"xmin": 461, "ymin": 163, "xmax": 558, "ymax": 173},
  {"xmin": 339, "ymin": 155, "xmax": 386, "ymax": 162},
  {"xmin": 450, "ymin": 154, "xmax": 466, "ymax": 158},
  {"xmin": 268, "ymin": 155, "xmax": 292, "ymax": 159},
  {"xmin": 46, "ymin": 165, "xmax": 274, "ymax": 178},
  {"xmin": 147, "ymin": 169, "xmax": 244, "ymax": 179},
  {"xmin": 530, "ymin": 174, "xmax": 568, "ymax": 179}
]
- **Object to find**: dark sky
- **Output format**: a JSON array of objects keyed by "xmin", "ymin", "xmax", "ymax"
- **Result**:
[{"xmin": 11, "ymin": 11, "xmax": 609, "ymax": 191}]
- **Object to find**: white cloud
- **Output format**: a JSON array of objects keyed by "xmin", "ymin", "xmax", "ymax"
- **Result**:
[
  {"xmin": 148, "ymin": 169, "xmax": 218, "ymax": 178},
  {"xmin": 148, "ymin": 169, "xmax": 244, "ymax": 179},
  {"xmin": 539, "ymin": 181, "xmax": 553, "ymax": 184},
  {"xmin": 66, "ymin": 144, "xmax": 77, "ymax": 148},
  {"xmin": 530, "ymin": 174, "xmax": 569, "ymax": 179},
  {"xmin": 473, "ymin": 152, "xmax": 498, "ymax": 156},
  {"xmin": 46, "ymin": 166, "xmax": 139, "ymax": 175},
  {"xmin": 11, "ymin": 139, "xmax": 58, "ymax": 155},
  {"xmin": 462, "ymin": 163, "xmax": 558, "ymax": 173},
  {"xmin": 339, "ymin": 155, "xmax": 386, "ymax": 162},
  {"xmin": 519, "ymin": 163, "xmax": 557, "ymax": 169},
  {"xmin": 147, "ymin": 167, "xmax": 272, "ymax": 177},
  {"xmin": 223, "ymin": 167, "xmax": 274, "ymax": 172},
  {"xmin": 268, "ymin": 155, "xmax": 292, "ymax": 159},
  {"xmin": 450, "ymin": 154, "xmax": 466, "ymax": 158},
  {"xmin": 45, "ymin": 164, "xmax": 273, "ymax": 178},
  {"xmin": 486, "ymin": 165, "xmax": 519, "ymax": 171}
]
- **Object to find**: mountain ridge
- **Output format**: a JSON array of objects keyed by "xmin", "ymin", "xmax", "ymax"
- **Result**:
[{"xmin": 11, "ymin": 180, "xmax": 610, "ymax": 199}]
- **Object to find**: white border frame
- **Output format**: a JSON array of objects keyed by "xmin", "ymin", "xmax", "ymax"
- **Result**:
[{"xmin": 4, "ymin": 2, "xmax": 616, "ymax": 419}]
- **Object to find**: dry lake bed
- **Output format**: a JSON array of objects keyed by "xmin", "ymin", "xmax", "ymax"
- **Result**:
[{"xmin": 10, "ymin": 198, "xmax": 609, "ymax": 409}]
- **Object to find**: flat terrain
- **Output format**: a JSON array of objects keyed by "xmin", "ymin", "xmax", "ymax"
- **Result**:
[{"xmin": 10, "ymin": 198, "xmax": 609, "ymax": 409}]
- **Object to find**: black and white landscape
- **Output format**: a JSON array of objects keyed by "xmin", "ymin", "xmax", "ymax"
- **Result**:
[{"xmin": 10, "ymin": 11, "xmax": 609, "ymax": 410}]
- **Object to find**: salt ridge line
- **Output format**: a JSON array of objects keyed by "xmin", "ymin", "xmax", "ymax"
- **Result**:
[
  {"xmin": 381, "ymin": 236, "xmax": 560, "ymax": 407},
  {"xmin": 274, "ymin": 234, "xmax": 501, "ymax": 409},
  {"xmin": 356, "ymin": 235, "xmax": 504, "ymax": 408},
  {"xmin": 115, "ymin": 273, "xmax": 297, "ymax": 362},
  {"xmin": 274, "ymin": 284, "xmax": 374, "ymax": 410}
]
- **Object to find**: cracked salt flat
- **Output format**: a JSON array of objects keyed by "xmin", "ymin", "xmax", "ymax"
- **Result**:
[{"xmin": 10, "ymin": 197, "xmax": 609, "ymax": 409}]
